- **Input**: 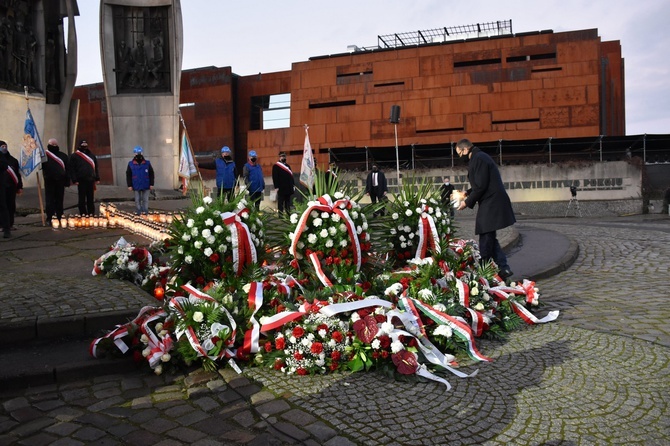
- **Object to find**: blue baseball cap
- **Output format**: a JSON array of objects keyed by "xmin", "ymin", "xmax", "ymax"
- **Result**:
[
  {"xmin": 249, "ymin": 150, "xmax": 257, "ymax": 157},
  {"xmin": 221, "ymin": 146, "xmax": 231, "ymax": 153},
  {"xmin": 133, "ymin": 146, "xmax": 143, "ymax": 154}
]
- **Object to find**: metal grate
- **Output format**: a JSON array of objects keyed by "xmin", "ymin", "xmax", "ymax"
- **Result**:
[{"xmin": 370, "ymin": 20, "xmax": 513, "ymax": 50}]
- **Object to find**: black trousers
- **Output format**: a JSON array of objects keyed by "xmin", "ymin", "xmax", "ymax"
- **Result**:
[
  {"xmin": 277, "ymin": 193, "xmax": 292, "ymax": 214},
  {"xmin": 77, "ymin": 180, "xmax": 96, "ymax": 215},
  {"xmin": 479, "ymin": 231, "xmax": 509, "ymax": 270},
  {"xmin": 45, "ymin": 179, "xmax": 66, "ymax": 220},
  {"xmin": 4, "ymin": 187, "xmax": 16, "ymax": 228},
  {"xmin": 370, "ymin": 189, "xmax": 386, "ymax": 216}
]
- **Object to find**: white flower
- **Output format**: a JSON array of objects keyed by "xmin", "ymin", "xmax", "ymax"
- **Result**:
[
  {"xmin": 214, "ymin": 225, "xmax": 224, "ymax": 234},
  {"xmin": 351, "ymin": 211, "xmax": 358, "ymax": 219},
  {"xmin": 297, "ymin": 241, "xmax": 305, "ymax": 249},
  {"xmin": 203, "ymin": 196, "xmax": 213, "ymax": 205},
  {"xmin": 350, "ymin": 312, "xmax": 361, "ymax": 322},
  {"xmin": 155, "ymin": 323, "xmax": 163, "ymax": 332},
  {"xmin": 474, "ymin": 303, "xmax": 485, "ymax": 311},
  {"xmin": 204, "ymin": 247, "xmax": 213, "ymax": 257},
  {"xmin": 334, "ymin": 192, "xmax": 344, "ymax": 199},
  {"xmin": 434, "ymin": 325, "xmax": 453, "ymax": 338},
  {"xmin": 195, "ymin": 206, "xmax": 205, "ymax": 214},
  {"xmin": 140, "ymin": 334, "xmax": 149, "ymax": 344},
  {"xmin": 142, "ymin": 347, "xmax": 151, "ymax": 357},
  {"xmin": 177, "ymin": 246, "xmax": 184, "ymax": 254},
  {"xmin": 339, "ymin": 224, "xmax": 347, "ymax": 233},
  {"xmin": 201, "ymin": 229, "xmax": 212, "ymax": 238},
  {"xmin": 403, "ymin": 225, "xmax": 411, "ymax": 233},
  {"xmin": 290, "ymin": 213, "xmax": 299, "ymax": 224},
  {"xmin": 154, "ymin": 365, "xmax": 163, "ymax": 375},
  {"xmin": 181, "ymin": 234, "xmax": 191, "ymax": 241},
  {"xmin": 399, "ymin": 235, "xmax": 406, "ymax": 242},
  {"xmin": 242, "ymin": 283, "xmax": 252, "ymax": 293},
  {"xmin": 371, "ymin": 339, "xmax": 381, "ymax": 350},
  {"xmin": 339, "ymin": 239, "xmax": 348, "ymax": 247},
  {"xmin": 362, "ymin": 221, "xmax": 368, "ymax": 230},
  {"xmin": 241, "ymin": 211, "xmax": 249, "ymax": 219},
  {"xmin": 385, "ymin": 283, "xmax": 403, "ymax": 297},
  {"xmin": 310, "ymin": 211, "xmax": 319, "ymax": 218},
  {"xmin": 415, "ymin": 207, "xmax": 422, "ymax": 214},
  {"xmin": 328, "ymin": 226, "xmax": 337, "ymax": 236},
  {"xmin": 207, "ymin": 236, "xmax": 216, "ymax": 245},
  {"xmin": 308, "ymin": 233, "xmax": 317, "ymax": 244},
  {"xmin": 194, "ymin": 241, "xmax": 203, "ymax": 249},
  {"xmin": 161, "ymin": 353, "xmax": 171, "ymax": 363},
  {"xmin": 127, "ymin": 261, "xmax": 139, "ymax": 272},
  {"xmin": 193, "ymin": 311, "xmax": 204, "ymax": 322},
  {"xmin": 321, "ymin": 212, "xmax": 330, "ymax": 219},
  {"xmin": 331, "ymin": 214, "xmax": 341, "ymax": 222},
  {"xmin": 313, "ymin": 218, "xmax": 323, "ymax": 227},
  {"xmin": 319, "ymin": 229, "xmax": 328, "ymax": 238},
  {"xmin": 186, "ymin": 219, "xmax": 195, "ymax": 228},
  {"xmin": 417, "ymin": 289, "xmax": 433, "ymax": 300},
  {"xmin": 391, "ymin": 340, "xmax": 404, "ymax": 353},
  {"xmin": 433, "ymin": 303, "xmax": 447, "ymax": 312},
  {"xmin": 325, "ymin": 239, "xmax": 334, "ymax": 248},
  {"xmin": 392, "ymin": 213, "xmax": 399, "ymax": 220},
  {"xmin": 471, "ymin": 286, "xmax": 479, "ymax": 296},
  {"xmin": 205, "ymin": 218, "xmax": 214, "ymax": 226},
  {"xmin": 191, "ymin": 227, "xmax": 199, "ymax": 237},
  {"xmin": 185, "ymin": 255, "xmax": 193, "ymax": 264},
  {"xmin": 379, "ymin": 321, "xmax": 394, "ymax": 334}
]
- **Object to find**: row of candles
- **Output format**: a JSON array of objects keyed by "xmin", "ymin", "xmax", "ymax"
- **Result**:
[{"xmin": 50, "ymin": 203, "xmax": 177, "ymax": 242}]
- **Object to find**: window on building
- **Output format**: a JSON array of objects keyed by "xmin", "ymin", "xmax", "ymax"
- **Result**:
[{"xmin": 251, "ymin": 93, "xmax": 291, "ymax": 130}]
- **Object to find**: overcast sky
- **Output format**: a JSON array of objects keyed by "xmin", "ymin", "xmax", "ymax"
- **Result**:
[{"xmin": 73, "ymin": 0, "xmax": 669, "ymax": 136}]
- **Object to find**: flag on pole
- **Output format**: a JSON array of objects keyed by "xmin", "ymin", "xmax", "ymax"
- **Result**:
[
  {"xmin": 300, "ymin": 126, "xmax": 315, "ymax": 190},
  {"xmin": 20, "ymin": 109, "xmax": 46, "ymax": 177},
  {"xmin": 178, "ymin": 128, "xmax": 198, "ymax": 193}
]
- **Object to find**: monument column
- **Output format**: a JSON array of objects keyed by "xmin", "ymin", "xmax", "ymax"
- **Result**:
[{"xmin": 100, "ymin": 0, "xmax": 183, "ymax": 189}]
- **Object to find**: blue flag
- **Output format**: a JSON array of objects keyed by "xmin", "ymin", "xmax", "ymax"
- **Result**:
[{"xmin": 20, "ymin": 109, "xmax": 46, "ymax": 177}]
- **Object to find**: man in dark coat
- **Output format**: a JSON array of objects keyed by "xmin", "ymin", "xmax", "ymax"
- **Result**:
[
  {"xmin": 272, "ymin": 151, "xmax": 295, "ymax": 214},
  {"xmin": 365, "ymin": 164, "xmax": 387, "ymax": 216},
  {"xmin": 43, "ymin": 138, "xmax": 70, "ymax": 222},
  {"xmin": 0, "ymin": 140, "xmax": 22, "ymax": 232},
  {"xmin": 68, "ymin": 140, "xmax": 100, "ymax": 215},
  {"xmin": 0, "ymin": 154, "xmax": 9, "ymax": 238},
  {"xmin": 456, "ymin": 138, "xmax": 515, "ymax": 280},
  {"xmin": 440, "ymin": 176, "xmax": 455, "ymax": 218}
]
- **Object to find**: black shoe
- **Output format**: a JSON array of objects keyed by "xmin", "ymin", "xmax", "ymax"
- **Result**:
[
  {"xmin": 499, "ymin": 268, "xmax": 513, "ymax": 280},
  {"xmin": 3, "ymin": 231, "xmax": 9, "ymax": 239}
]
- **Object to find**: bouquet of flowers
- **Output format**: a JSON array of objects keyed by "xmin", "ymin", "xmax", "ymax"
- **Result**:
[
  {"xmin": 92, "ymin": 237, "xmax": 163, "ymax": 286},
  {"xmin": 286, "ymin": 193, "xmax": 373, "ymax": 289},
  {"xmin": 382, "ymin": 179, "xmax": 454, "ymax": 266},
  {"xmin": 168, "ymin": 193, "xmax": 266, "ymax": 285}
]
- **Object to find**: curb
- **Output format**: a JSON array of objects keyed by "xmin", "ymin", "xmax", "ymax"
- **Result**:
[{"xmin": 531, "ymin": 237, "xmax": 580, "ymax": 281}]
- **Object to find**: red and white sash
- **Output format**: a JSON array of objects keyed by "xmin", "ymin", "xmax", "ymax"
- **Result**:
[
  {"xmin": 274, "ymin": 161, "xmax": 292, "ymax": 175},
  {"xmin": 6, "ymin": 166, "xmax": 18, "ymax": 186},
  {"xmin": 46, "ymin": 150, "xmax": 66, "ymax": 171},
  {"xmin": 76, "ymin": 150, "xmax": 96, "ymax": 170}
]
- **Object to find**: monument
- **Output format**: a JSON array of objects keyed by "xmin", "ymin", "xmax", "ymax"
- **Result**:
[
  {"xmin": 99, "ymin": 0, "xmax": 183, "ymax": 189},
  {"xmin": 0, "ymin": 0, "xmax": 79, "ymax": 187}
]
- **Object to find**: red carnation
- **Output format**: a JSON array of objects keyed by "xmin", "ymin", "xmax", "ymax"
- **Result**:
[
  {"xmin": 329, "ymin": 362, "xmax": 339, "ymax": 372},
  {"xmin": 290, "ymin": 259, "xmax": 299, "ymax": 269},
  {"xmin": 264, "ymin": 341, "xmax": 273, "ymax": 353},
  {"xmin": 340, "ymin": 249, "xmax": 349, "ymax": 258},
  {"xmin": 332, "ymin": 331, "xmax": 343, "ymax": 343},
  {"xmin": 292, "ymin": 326, "xmax": 305, "ymax": 338},
  {"xmin": 196, "ymin": 276, "xmax": 205, "ymax": 284},
  {"xmin": 374, "ymin": 314, "xmax": 386, "ymax": 323},
  {"xmin": 273, "ymin": 359, "xmax": 284, "ymax": 370},
  {"xmin": 297, "ymin": 368, "xmax": 308, "ymax": 376},
  {"xmin": 379, "ymin": 335, "xmax": 392, "ymax": 349},
  {"xmin": 294, "ymin": 352, "xmax": 304, "ymax": 360},
  {"xmin": 317, "ymin": 324, "xmax": 329, "ymax": 334},
  {"xmin": 333, "ymin": 257, "xmax": 341, "ymax": 265},
  {"xmin": 331, "ymin": 350, "xmax": 342, "ymax": 361},
  {"xmin": 209, "ymin": 253, "xmax": 220, "ymax": 263},
  {"xmin": 392, "ymin": 350, "xmax": 419, "ymax": 375},
  {"xmin": 275, "ymin": 337, "xmax": 285, "ymax": 350},
  {"xmin": 310, "ymin": 342, "xmax": 324, "ymax": 354},
  {"xmin": 381, "ymin": 350, "xmax": 389, "ymax": 358}
]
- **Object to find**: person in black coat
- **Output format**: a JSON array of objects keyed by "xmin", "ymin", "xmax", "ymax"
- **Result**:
[
  {"xmin": 365, "ymin": 164, "xmax": 387, "ymax": 216},
  {"xmin": 272, "ymin": 151, "xmax": 295, "ymax": 214},
  {"xmin": 0, "ymin": 140, "xmax": 22, "ymax": 232},
  {"xmin": 0, "ymin": 155, "xmax": 9, "ymax": 238},
  {"xmin": 456, "ymin": 138, "xmax": 515, "ymax": 280},
  {"xmin": 440, "ymin": 176, "xmax": 455, "ymax": 217},
  {"xmin": 68, "ymin": 140, "xmax": 100, "ymax": 215},
  {"xmin": 43, "ymin": 138, "xmax": 70, "ymax": 222}
]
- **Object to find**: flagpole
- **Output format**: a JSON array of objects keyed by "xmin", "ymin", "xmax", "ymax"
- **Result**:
[{"xmin": 25, "ymin": 86, "xmax": 46, "ymax": 226}]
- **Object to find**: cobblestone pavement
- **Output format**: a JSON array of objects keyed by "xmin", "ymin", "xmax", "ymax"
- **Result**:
[{"xmin": 1, "ymin": 216, "xmax": 669, "ymax": 445}]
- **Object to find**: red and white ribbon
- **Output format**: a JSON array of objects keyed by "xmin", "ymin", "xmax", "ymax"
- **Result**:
[
  {"xmin": 46, "ymin": 150, "xmax": 66, "ymax": 171},
  {"xmin": 6, "ymin": 166, "xmax": 19, "ymax": 186},
  {"xmin": 309, "ymin": 252, "xmax": 333, "ymax": 287},
  {"xmin": 221, "ymin": 209, "xmax": 257, "ymax": 276},
  {"xmin": 75, "ymin": 150, "xmax": 96, "ymax": 171},
  {"xmin": 242, "ymin": 282, "xmax": 264, "ymax": 354},
  {"xmin": 139, "ymin": 309, "xmax": 172, "ymax": 368},
  {"xmin": 89, "ymin": 305, "xmax": 159, "ymax": 358},
  {"xmin": 415, "ymin": 207, "xmax": 440, "ymax": 259}
]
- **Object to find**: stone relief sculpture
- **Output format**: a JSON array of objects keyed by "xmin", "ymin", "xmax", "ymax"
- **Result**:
[{"xmin": 113, "ymin": 5, "xmax": 170, "ymax": 93}]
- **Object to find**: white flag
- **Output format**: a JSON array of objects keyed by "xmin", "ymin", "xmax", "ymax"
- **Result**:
[
  {"xmin": 300, "ymin": 127, "xmax": 315, "ymax": 190},
  {"xmin": 178, "ymin": 128, "xmax": 197, "ymax": 179}
]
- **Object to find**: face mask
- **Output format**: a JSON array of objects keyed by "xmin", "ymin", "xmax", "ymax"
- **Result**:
[
  {"xmin": 250, "ymin": 157, "xmax": 257, "ymax": 162},
  {"xmin": 372, "ymin": 167, "xmax": 378, "ymax": 172},
  {"xmin": 0, "ymin": 146, "xmax": 7, "ymax": 153},
  {"xmin": 223, "ymin": 155, "xmax": 231, "ymax": 160},
  {"xmin": 280, "ymin": 157, "xmax": 286, "ymax": 162}
]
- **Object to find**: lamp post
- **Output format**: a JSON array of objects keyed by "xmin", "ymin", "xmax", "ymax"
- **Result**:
[{"xmin": 390, "ymin": 105, "xmax": 401, "ymax": 188}]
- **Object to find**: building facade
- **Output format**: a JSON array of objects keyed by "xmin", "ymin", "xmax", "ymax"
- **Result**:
[{"xmin": 72, "ymin": 26, "xmax": 624, "ymax": 184}]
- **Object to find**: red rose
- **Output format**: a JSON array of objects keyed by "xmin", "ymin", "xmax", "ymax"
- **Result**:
[
  {"xmin": 325, "ymin": 257, "xmax": 333, "ymax": 265},
  {"xmin": 381, "ymin": 350, "xmax": 389, "ymax": 358},
  {"xmin": 273, "ymin": 359, "xmax": 284, "ymax": 370},
  {"xmin": 332, "ymin": 331, "xmax": 343, "ymax": 343},
  {"xmin": 310, "ymin": 342, "xmax": 324, "ymax": 354},
  {"xmin": 392, "ymin": 350, "xmax": 419, "ymax": 375},
  {"xmin": 340, "ymin": 249, "xmax": 349, "ymax": 258},
  {"xmin": 275, "ymin": 337, "xmax": 285, "ymax": 350},
  {"xmin": 209, "ymin": 253, "xmax": 220, "ymax": 263},
  {"xmin": 331, "ymin": 350, "xmax": 341, "ymax": 361},
  {"xmin": 329, "ymin": 362, "xmax": 339, "ymax": 371},
  {"xmin": 374, "ymin": 314, "xmax": 386, "ymax": 323},
  {"xmin": 196, "ymin": 276, "xmax": 205, "ymax": 284},
  {"xmin": 290, "ymin": 259, "xmax": 299, "ymax": 269},
  {"xmin": 297, "ymin": 368, "xmax": 308, "ymax": 376},
  {"xmin": 277, "ymin": 305, "xmax": 286, "ymax": 312},
  {"xmin": 292, "ymin": 326, "xmax": 305, "ymax": 338},
  {"xmin": 379, "ymin": 335, "xmax": 391, "ymax": 349},
  {"xmin": 264, "ymin": 341, "xmax": 273, "ymax": 353},
  {"xmin": 333, "ymin": 257, "xmax": 341, "ymax": 265}
]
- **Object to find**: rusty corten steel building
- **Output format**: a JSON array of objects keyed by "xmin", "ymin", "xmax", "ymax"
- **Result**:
[{"xmin": 73, "ymin": 24, "xmax": 624, "ymax": 183}]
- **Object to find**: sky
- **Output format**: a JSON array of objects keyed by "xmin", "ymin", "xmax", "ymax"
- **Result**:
[{"xmin": 73, "ymin": 0, "xmax": 670, "ymax": 136}]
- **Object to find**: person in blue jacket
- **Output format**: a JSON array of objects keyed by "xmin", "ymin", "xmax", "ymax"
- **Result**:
[
  {"xmin": 126, "ymin": 146, "xmax": 154, "ymax": 215},
  {"xmin": 242, "ymin": 150, "xmax": 265, "ymax": 209},
  {"xmin": 198, "ymin": 146, "xmax": 237, "ymax": 201}
]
